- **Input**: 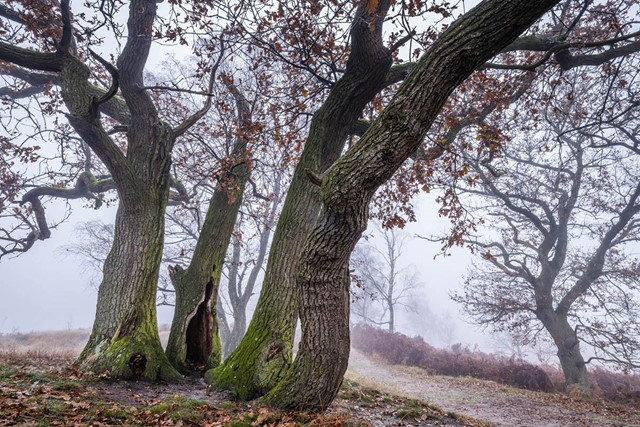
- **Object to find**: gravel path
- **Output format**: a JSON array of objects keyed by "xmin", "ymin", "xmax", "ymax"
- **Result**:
[{"xmin": 346, "ymin": 349, "xmax": 639, "ymax": 427}]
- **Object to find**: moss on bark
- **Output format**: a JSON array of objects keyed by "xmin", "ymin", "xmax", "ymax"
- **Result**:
[
  {"xmin": 166, "ymin": 82, "xmax": 251, "ymax": 375},
  {"xmin": 265, "ymin": 0, "xmax": 561, "ymax": 410},
  {"xmin": 209, "ymin": 0, "xmax": 394, "ymax": 398}
]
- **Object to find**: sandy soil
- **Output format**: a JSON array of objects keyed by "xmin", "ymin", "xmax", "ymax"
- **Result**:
[{"xmin": 346, "ymin": 349, "xmax": 640, "ymax": 427}]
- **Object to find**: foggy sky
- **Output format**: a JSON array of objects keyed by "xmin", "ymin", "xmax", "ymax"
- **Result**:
[{"xmin": 0, "ymin": 193, "xmax": 496, "ymax": 351}]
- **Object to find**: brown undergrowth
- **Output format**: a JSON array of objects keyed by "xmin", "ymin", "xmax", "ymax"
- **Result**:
[{"xmin": 351, "ymin": 324, "xmax": 640, "ymax": 403}]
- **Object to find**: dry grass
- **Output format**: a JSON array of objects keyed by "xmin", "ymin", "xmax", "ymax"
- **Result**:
[
  {"xmin": 0, "ymin": 329, "xmax": 89, "ymax": 356},
  {"xmin": 0, "ymin": 325, "xmax": 172, "ymax": 357}
]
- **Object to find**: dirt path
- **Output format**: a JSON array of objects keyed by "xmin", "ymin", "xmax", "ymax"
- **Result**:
[{"xmin": 346, "ymin": 349, "xmax": 640, "ymax": 427}]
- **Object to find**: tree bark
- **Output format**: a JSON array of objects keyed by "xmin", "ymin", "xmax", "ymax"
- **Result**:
[
  {"xmin": 265, "ymin": 0, "xmax": 561, "ymax": 410},
  {"xmin": 68, "ymin": 0, "xmax": 180, "ymax": 380},
  {"xmin": 165, "ymin": 175, "xmax": 247, "ymax": 373},
  {"xmin": 208, "ymin": 0, "xmax": 394, "ymax": 399},
  {"xmin": 165, "ymin": 82, "xmax": 251, "ymax": 374},
  {"xmin": 77, "ymin": 181, "xmax": 181, "ymax": 381}
]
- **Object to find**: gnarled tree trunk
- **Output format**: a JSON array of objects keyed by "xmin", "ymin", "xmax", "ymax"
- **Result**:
[
  {"xmin": 208, "ymin": 0, "xmax": 394, "ymax": 399},
  {"xmin": 266, "ymin": 0, "xmax": 561, "ymax": 410},
  {"xmin": 538, "ymin": 309, "xmax": 590, "ymax": 393}
]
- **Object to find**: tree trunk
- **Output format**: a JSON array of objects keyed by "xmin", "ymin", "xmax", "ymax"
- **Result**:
[
  {"xmin": 165, "ymin": 166, "xmax": 248, "ymax": 373},
  {"xmin": 208, "ymin": 1, "xmax": 394, "ymax": 399},
  {"xmin": 264, "ymin": 206, "xmax": 362, "ymax": 410},
  {"xmin": 266, "ymin": 0, "xmax": 561, "ymax": 410},
  {"xmin": 73, "ymin": 0, "xmax": 185, "ymax": 381},
  {"xmin": 77, "ymin": 186, "xmax": 181, "ymax": 381},
  {"xmin": 538, "ymin": 310, "xmax": 590, "ymax": 394},
  {"xmin": 165, "ymin": 82, "xmax": 251, "ymax": 374}
]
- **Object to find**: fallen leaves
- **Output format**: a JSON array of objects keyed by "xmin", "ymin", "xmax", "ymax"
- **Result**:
[{"xmin": 0, "ymin": 351, "xmax": 485, "ymax": 426}]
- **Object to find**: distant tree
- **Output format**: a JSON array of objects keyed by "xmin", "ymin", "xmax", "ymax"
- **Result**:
[
  {"xmin": 451, "ymin": 100, "xmax": 640, "ymax": 393},
  {"xmin": 61, "ymin": 220, "xmax": 114, "ymax": 289},
  {"xmin": 351, "ymin": 225, "xmax": 419, "ymax": 333}
]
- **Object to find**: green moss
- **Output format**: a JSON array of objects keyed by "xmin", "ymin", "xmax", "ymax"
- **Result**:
[
  {"xmin": 25, "ymin": 370, "xmax": 50, "ymax": 382},
  {"xmin": 208, "ymin": 333, "xmax": 222, "ymax": 369},
  {"xmin": 51, "ymin": 379, "xmax": 83, "ymax": 392},
  {"xmin": 209, "ymin": 309, "xmax": 295, "ymax": 401},
  {"xmin": 82, "ymin": 332, "xmax": 182, "ymax": 382},
  {"xmin": 0, "ymin": 363, "xmax": 17, "ymax": 379},
  {"xmin": 216, "ymin": 400, "xmax": 237, "ymax": 410},
  {"xmin": 103, "ymin": 406, "xmax": 133, "ymax": 421},
  {"xmin": 146, "ymin": 395, "xmax": 207, "ymax": 423},
  {"xmin": 396, "ymin": 399, "xmax": 436, "ymax": 421}
]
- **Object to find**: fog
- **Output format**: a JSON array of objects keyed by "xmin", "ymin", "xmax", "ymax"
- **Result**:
[{"xmin": 0, "ymin": 189, "xmax": 498, "ymax": 351}]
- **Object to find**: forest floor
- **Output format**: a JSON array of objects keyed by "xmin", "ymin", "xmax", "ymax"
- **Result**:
[
  {"xmin": 346, "ymin": 349, "xmax": 640, "ymax": 427},
  {"xmin": 0, "ymin": 347, "xmax": 486, "ymax": 426},
  {"xmin": 1, "ymin": 330, "xmax": 639, "ymax": 426}
]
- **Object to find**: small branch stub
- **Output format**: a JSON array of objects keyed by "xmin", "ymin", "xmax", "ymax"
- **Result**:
[{"xmin": 305, "ymin": 169, "xmax": 324, "ymax": 186}]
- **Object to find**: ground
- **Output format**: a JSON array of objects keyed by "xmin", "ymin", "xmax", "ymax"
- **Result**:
[
  {"xmin": 0, "ymin": 350, "xmax": 484, "ymax": 426},
  {"xmin": 347, "ymin": 349, "xmax": 640, "ymax": 427},
  {"xmin": 1, "ymin": 330, "xmax": 639, "ymax": 426}
]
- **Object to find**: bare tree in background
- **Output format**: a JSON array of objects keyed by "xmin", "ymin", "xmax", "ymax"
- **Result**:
[
  {"xmin": 351, "ymin": 225, "xmax": 420, "ymax": 333},
  {"xmin": 452, "ymin": 95, "xmax": 640, "ymax": 393},
  {"xmin": 61, "ymin": 220, "xmax": 114, "ymax": 289}
]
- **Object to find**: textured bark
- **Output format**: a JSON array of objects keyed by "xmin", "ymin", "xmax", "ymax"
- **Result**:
[
  {"xmin": 77, "ymin": 186, "xmax": 180, "ymax": 381},
  {"xmin": 67, "ymin": 0, "xmax": 179, "ymax": 380},
  {"xmin": 209, "ymin": 1, "xmax": 394, "ymax": 399},
  {"xmin": 165, "ymin": 181, "xmax": 246, "ymax": 373},
  {"xmin": 165, "ymin": 83, "xmax": 251, "ymax": 374},
  {"xmin": 266, "ymin": 0, "xmax": 561, "ymax": 411}
]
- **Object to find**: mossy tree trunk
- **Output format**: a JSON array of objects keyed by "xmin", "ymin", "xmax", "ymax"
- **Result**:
[
  {"xmin": 265, "ymin": 0, "xmax": 561, "ymax": 410},
  {"xmin": 78, "ymin": 183, "xmax": 180, "ymax": 380},
  {"xmin": 208, "ymin": 0, "xmax": 394, "ymax": 399},
  {"xmin": 0, "ymin": 0, "xmax": 207, "ymax": 380},
  {"xmin": 165, "ymin": 82, "xmax": 251, "ymax": 374},
  {"xmin": 73, "ymin": 0, "xmax": 183, "ymax": 381}
]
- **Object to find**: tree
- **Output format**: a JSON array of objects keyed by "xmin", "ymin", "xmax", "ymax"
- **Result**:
[
  {"xmin": 153, "ymin": 50, "xmax": 301, "ymax": 373},
  {"xmin": 259, "ymin": 0, "xmax": 563, "ymax": 410},
  {"xmin": 163, "ymin": 76, "xmax": 253, "ymax": 374},
  {"xmin": 61, "ymin": 220, "xmax": 114, "ymax": 289},
  {"xmin": 418, "ymin": 1, "xmax": 640, "ymax": 393},
  {"xmin": 209, "ymin": 0, "xmax": 403, "ymax": 398},
  {"xmin": 0, "ymin": 0, "xmax": 222, "ymax": 379},
  {"xmin": 451, "ymin": 118, "xmax": 640, "ymax": 392},
  {"xmin": 351, "ymin": 224, "xmax": 419, "ymax": 332}
]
